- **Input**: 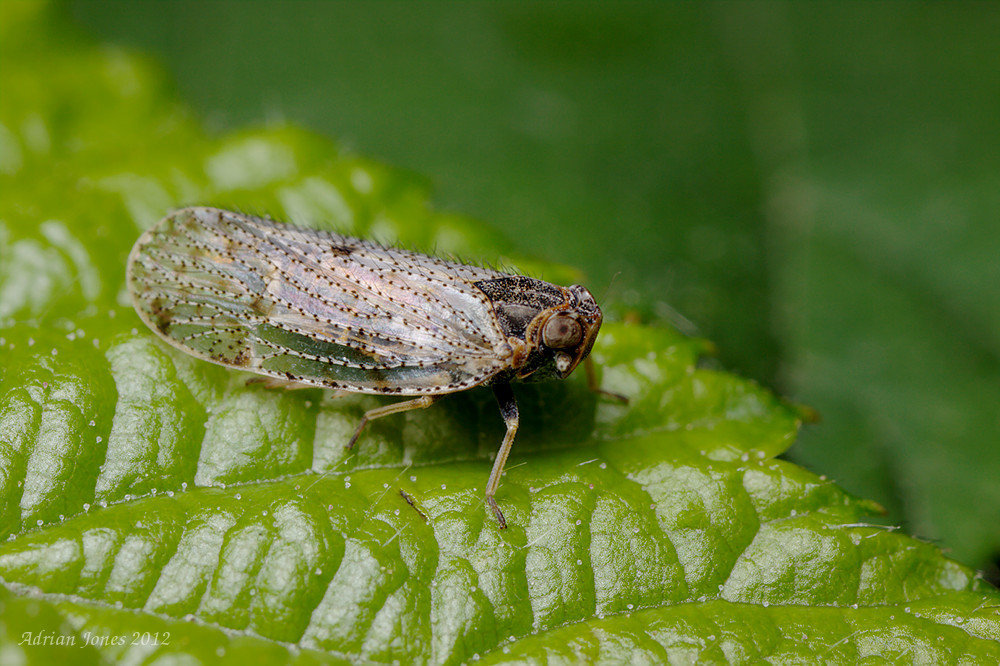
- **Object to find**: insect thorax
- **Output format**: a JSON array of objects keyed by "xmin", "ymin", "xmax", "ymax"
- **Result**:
[{"xmin": 472, "ymin": 276, "xmax": 602, "ymax": 383}]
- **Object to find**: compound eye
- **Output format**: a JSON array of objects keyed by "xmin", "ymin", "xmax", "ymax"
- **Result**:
[{"xmin": 542, "ymin": 315, "xmax": 583, "ymax": 349}]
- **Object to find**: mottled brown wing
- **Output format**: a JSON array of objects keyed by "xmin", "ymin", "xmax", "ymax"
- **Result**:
[{"xmin": 127, "ymin": 207, "xmax": 514, "ymax": 395}]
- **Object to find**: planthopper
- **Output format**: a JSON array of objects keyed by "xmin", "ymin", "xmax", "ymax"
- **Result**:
[{"xmin": 127, "ymin": 206, "xmax": 611, "ymax": 527}]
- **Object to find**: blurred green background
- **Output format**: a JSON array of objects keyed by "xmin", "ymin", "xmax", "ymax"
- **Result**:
[{"xmin": 67, "ymin": 1, "xmax": 1000, "ymax": 576}]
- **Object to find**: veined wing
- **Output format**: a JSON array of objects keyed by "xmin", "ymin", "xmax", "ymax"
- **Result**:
[{"xmin": 126, "ymin": 207, "xmax": 514, "ymax": 394}]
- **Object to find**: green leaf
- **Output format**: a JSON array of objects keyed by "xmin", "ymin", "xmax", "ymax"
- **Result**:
[
  {"xmin": 1, "ymin": 2, "xmax": 998, "ymax": 663},
  {"xmin": 724, "ymin": 4, "xmax": 1000, "ymax": 569}
]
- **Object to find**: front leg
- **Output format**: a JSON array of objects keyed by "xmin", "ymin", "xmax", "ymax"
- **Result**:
[
  {"xmin": 584, "ymin": 356, "xmax": 628, "ymax": 404},
  {"xmin": 485, "ymin": 382, "xmax": 519, "ymax": 529}
]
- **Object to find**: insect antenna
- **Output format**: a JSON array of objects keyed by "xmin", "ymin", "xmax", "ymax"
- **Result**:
[{"xmin": 599, "ymin": 271, "xmax": 622, "ymax": 304}]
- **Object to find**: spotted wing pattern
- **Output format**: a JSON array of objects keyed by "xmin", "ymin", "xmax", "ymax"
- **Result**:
[{"xmin": 127, "ymin": 207, "xmax": 514, "ymax": 395}]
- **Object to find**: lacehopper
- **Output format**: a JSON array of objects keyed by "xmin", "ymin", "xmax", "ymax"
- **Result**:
[{"xmin": 127, "ymin": 207, "xmax": 613, "ymax": 527}]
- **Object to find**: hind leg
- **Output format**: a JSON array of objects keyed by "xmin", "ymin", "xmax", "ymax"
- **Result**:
[{"xmin": 346, "ymin": 395, "xmax": 437, "ymax": 449}]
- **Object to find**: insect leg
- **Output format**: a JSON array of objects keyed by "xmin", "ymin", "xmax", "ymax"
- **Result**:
[
  {"xmin": 485, "ymin": 382, "xmax": 519, "ymax": 529},
  {"xmin": 347, "ymin": 395, "xmax": 437, "ymax": 449},
  {"xmin": 584, "ymin": 356, "xmax": 628, "ymax": 404}
]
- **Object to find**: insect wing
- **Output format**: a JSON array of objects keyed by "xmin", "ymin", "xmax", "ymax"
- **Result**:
[{"xmin": 127, "ymin": 207, "xmax": 514, "ymax": 394}]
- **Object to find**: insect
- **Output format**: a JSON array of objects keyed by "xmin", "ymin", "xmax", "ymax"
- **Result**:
[{"xmin": 127, "ymin": 206, "xmax": 607, "ymax": 527}]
